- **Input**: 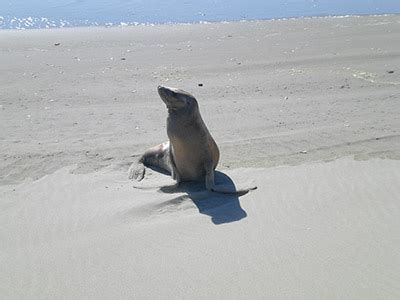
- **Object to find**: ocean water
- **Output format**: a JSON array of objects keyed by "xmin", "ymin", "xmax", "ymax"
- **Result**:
[{"xmin": 1, "ymin": 0, "xmax": 399, "ymax": 29}]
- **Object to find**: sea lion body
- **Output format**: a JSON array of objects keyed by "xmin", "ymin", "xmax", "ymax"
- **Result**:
[
  {"xmin": 166, "ymin": 92, "xmax": 219, "ymax": 182},
  {"xmin": 129, "ymin": 86, "xmax": 254, "ymax": 194}
]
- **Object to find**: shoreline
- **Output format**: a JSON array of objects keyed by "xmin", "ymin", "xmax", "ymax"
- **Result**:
[{"xmin": 1, "ymin": 12, "xmax": 399, "ymax": 31}]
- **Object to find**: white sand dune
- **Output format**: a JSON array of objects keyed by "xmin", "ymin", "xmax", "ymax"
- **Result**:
[
  {"xmin": 1, "ymin": 14, "xmax": 400, "ymax": 298},
  {"xmin": 1, "ymin": 159, "xmax": 400, "ymax": 298}
]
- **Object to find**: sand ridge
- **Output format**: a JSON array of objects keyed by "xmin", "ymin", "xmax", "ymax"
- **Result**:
[{"xmin": 1, "ymin": 159, "xmax": 400, "ymax": 298}]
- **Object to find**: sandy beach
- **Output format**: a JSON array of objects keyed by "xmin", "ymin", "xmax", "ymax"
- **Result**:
[{"xmin": 1, "ymin": 15, "xmax": 400, "ymax": 298}]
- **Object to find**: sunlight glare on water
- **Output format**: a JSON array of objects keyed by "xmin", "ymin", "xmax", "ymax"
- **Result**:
[{"xmin": 1, "ymin": 0, "xmax": 399, "ymax": 29}]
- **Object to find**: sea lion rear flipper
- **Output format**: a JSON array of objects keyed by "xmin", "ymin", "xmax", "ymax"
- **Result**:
[
  {"xmin": 128, "ymin": 141, "xmax": 172, "ymax": 181},
  {"xmin": 128, "ymin": 162, "xmax": 146, "ymax": 181},
  {"xmin": 205, "ymin": 167, "xmax": 257, "ymax": 195}
]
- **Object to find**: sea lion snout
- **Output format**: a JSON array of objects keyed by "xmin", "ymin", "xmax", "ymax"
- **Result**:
[
  {"xmin": 158, "ymin": 85, "xmax": 175, "ymax": 99},
  {"xmin": 158, "ymin": 85, "xmax": 193, "ymax": 111}
]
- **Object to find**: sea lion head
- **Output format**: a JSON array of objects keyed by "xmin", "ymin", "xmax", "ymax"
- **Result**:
[{"xmin": 158, "ymin": 86, "xmax": 198, "ymax": 114}]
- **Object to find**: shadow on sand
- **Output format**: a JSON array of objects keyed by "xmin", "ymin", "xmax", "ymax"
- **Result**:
[{"xmin": 159, "ymin": 171, "xmax": 247, "ymax": 225}]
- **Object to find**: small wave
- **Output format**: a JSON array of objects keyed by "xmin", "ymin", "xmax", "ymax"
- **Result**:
[
  {"xmin": 0, "ymin": 15, "xmax": 154, "ymax": 30},
  {"xmin": 0, "ymin": 15, "xmax": 74, "ymax": 29},
  {"xmin": 0, "ymin": 12, "xmax": 398, "ymax": 30}
]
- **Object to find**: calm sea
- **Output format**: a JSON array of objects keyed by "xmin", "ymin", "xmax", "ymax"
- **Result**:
[{"xmin": 1, "ymin": 0, "xmax": 399, "ymax": 29}]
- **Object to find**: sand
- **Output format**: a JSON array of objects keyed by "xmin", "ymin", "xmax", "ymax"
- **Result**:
[{"xmin": 1, "ymin": 14, "xmax": 400, "ymax": 298}]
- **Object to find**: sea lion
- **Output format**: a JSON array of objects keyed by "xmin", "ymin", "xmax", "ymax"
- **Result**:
[{"xmin": 128, "ymin": 86, "xmax": 256, "ymax": 194}]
